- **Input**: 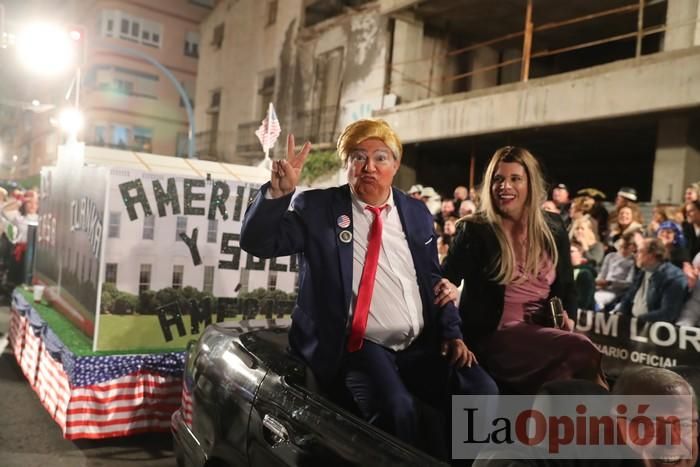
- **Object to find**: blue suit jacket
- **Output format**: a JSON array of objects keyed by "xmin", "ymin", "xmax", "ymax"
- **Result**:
[
  {"xmin": 240, "ymin": 182, "xmax": 462, "ymax": 385},
  {"xmin": 618, "ymin": 261, "xmax": 688, "ymax": 323}
]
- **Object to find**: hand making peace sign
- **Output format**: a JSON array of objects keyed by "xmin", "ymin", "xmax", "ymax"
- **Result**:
[{"xmin": 268, "ymin": 134, "xmax": 312, "ymax": 199}]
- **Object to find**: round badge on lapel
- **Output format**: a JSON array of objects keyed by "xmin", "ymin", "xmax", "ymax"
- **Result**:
[
  {"xmin": 339, "ymin": 230, "xmax": 352, "ymax": 243},
  {"xmin": 337, "ymin": 215, "xmax": 351, "ymax": 228}
]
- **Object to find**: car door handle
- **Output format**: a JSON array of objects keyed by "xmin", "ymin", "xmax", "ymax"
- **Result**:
[{"xmin": 262, "ymin": 414, "xmax": 289, "ymax": 445}]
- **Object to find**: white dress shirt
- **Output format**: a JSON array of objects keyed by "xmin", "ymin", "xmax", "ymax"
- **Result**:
[{"xmin": 349, "ymin": 189, "xmax": 424, "ymax": 351}]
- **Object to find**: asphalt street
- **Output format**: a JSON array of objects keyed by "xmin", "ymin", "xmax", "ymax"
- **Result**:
[{"xmin": 0, "ymin": 306, "xmax": 177, "ymax": 467}]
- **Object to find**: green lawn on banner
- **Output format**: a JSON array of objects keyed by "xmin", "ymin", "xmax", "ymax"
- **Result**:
[{"xmin": 96, "ymin": 314, "xmax": 285, "ymax": 351}]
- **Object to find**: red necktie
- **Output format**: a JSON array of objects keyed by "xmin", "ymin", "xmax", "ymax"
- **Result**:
[{"xmin": 347, "ymin": 205, "xmax": 386, "ymax": 352}]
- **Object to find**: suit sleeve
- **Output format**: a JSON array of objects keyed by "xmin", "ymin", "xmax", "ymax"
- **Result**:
[
  {"xmin": 417, "ymin": 202, "xmax": 462, "ymax": 341},
  {"xmin": 442, "ymin": 220, "xmax": 471, "ymax": 286},
  {"xmin": 240, "ymin": 182, "xmax": 306, "ymax": 258},
  {"xmin": 639, "ymin": 273, "xmax": 688, "ymax": 323}
]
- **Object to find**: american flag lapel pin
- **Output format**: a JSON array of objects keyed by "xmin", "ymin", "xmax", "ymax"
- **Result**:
[{"xmin": 337, "ymin": 214, "xmax": 351, "ymax": 229}]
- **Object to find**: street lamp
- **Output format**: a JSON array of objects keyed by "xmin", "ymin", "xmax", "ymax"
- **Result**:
[
  {"xmin": 15, "ymin": 22, "xmax": 75, "ymax": 75},
  {"xmin": 58, "ymin": 107, "xmax": 84, "ymax": 143}
]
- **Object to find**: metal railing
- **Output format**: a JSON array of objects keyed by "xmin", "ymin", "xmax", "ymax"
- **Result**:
[
  {"xmin": 235, "ymin": 122, "xmax": 261, "ymax": 154},
  {"xmin": 374, "ymin": 0, "xmax": 681, "ymax": 100},
  {"xmin": 291, "ymin": 106, "xmax": 339, "ymax": 145}
]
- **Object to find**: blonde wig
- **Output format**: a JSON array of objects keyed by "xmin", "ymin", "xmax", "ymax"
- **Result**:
[
  {"xmin": 336, "ymin": 119, "xmax": 403, "ymax": 165},
  {"xmin": 475, "ymin": 146, "xmax": 558, "ymax": 284}
]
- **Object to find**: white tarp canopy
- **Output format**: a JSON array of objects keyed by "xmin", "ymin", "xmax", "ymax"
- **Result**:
[{"xmin": 82, "ymin": 146, "xmax": 271, "ymax": 184}]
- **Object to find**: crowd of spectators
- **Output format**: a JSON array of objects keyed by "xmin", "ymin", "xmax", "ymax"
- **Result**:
[
  {"xmin": 0, "ymin": 185, "xmax": 39, "ymax": 301},
  {"xmin": 409, "ymin": 180, "xmax": 700, "ymax": 328}
]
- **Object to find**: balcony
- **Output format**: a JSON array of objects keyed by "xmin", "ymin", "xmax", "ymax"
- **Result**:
[
  {"xmin": 291, "ymin": 106, "xmax": 339, "ymax": 146},
  {"xmin": 89, "ymin": 139, "xmax": 152, "ymax": 153},
  {"xmin": 235, "ymin": 122, "xmax": 262, "ymax": 154}
]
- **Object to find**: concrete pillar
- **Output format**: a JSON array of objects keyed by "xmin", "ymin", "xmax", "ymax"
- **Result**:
[
  {"xmin": 651, "ymin": 117, "xmax": 700, "ymax": 203},
  {"xmin": 470, "ymin": 46, "xmax": 499, "ymax": 90},
  {"xmin": 391, "ymin": 14, "xmax": 424, "ymax": 103},
  {"xmin": 663, "ymin": 0, "xmax": 700, "ymax": 51}
]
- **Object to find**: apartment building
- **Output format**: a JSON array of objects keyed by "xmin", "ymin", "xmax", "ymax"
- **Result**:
[
  {"xmin": 196, "ymin": 0, "xmax": 700, "ymax": 203},
  {"xmin": 195, "ymin": 0, "xmax": 395, "ymax": 172},
  {"xmin": 73, "ymin": 0, "xmax": 214, "ymax": 158},
  {"xmin": 0, "ymin": 0, "xmax": 214, "ymax": 183}
]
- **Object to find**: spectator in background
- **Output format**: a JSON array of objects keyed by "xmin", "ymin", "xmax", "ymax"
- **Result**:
[
  {"xmin": 614, "ymin": 237, "xmax": 687, "ymax": 324},
  {"xmin": 569, "ymin": 215, "xmax": 605, "ymax": 269},
  {"xmin": 575, "ymin": 188, "xmax": 609, "ymax": 241},
  {"xmin": 407, "ymin": 184, "xmax": 423, "ymax": 200},
  {"xmin": 469, "ymin": 187, "xmax": 480, "ymax": 205},
  {"xmin": 683, "ymin": 200, "xmax": 700, "ymax": 260},
  {"xmin": 677, "ymin": 252, "xmax": 700, "ymax": 327},
  {"xmin": 571, "ymin": 240, "xmax": 596, "ymax": 312},
  {"xmin": 614, "ymin": 186, "xmax": 638, "ymax": 209},
  {"xmin": 656, "ymin": 220, "xmax": 690, "ymax": 269},
  {"xmin": 435, "ymin": 198, "xmax": 456, "ymax": 229},
  {"xmin": 551, "ymin": 183, "xmax": 571, "ymax": 228},
  {"xmin": 443, "ymin": 216, "xmax": 457, "ymax": 238},
  {"xmin": 684, "ymin": 182, "xmax": 700, "ymax": 205},
  {"xmin": 453, "ymin": 185, "xmax": 468, "ymax": 212},
  {"xmin": 420, "ymin": 186, "xmax": 441, "ymax": 215},
  {"xmin": 437, "ymin": 234, "xmax": 451, "ymax": 265},
  {"xmin": 608, "ymin": 205, "xmax": 644, "ymax": 250},
  {"xmin": 458, "ymin": 199, "xmax": 476, "ymax": 218},
  {"xmin": 595, "ymin": 232, "xmax": 636, "ymax": 310},
  {"xmin": 647, "ymin": 203, "xmax": 683, "ymax": 236},
  {"xmin": 541, "ymin": 200, "xmax": 559, "ymax": 214}
]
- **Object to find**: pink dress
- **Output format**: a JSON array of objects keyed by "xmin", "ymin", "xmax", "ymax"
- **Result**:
[{"xmin": 476, "ymin": 259, "xmax": 603, "ymax": 393}]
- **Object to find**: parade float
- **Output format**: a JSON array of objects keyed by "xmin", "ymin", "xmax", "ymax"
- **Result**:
[{"xmin": 9, "ymin": 139, "xmax": 298, "ymax": 438}]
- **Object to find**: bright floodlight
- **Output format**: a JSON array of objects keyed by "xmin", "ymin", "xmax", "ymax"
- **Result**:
[
  {"xmin": 59, "ymin": 107, "xmax": 84, "ymax": 138},
  {"xmin": 16, "ymin": 22, "xmax": 75, "ymax": 75}
]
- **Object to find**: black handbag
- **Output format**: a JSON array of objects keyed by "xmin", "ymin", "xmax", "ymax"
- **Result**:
[{"xmin": 529, "ymin": 297, "xmax": 566, "ymax": 329}]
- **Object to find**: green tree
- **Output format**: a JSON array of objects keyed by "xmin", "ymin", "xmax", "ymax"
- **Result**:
[{"xmin": 300, "ymin": 149, "xmax": 341, "ymax": 184}]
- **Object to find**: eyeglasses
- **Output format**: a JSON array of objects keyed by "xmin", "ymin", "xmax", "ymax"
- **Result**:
[{"xmin": 348, "ymin": 150, "xmax": 395, "ymax": 167}]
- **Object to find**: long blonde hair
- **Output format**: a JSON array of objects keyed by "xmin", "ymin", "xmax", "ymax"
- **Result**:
[{"xmin": 476, "ymin": 146, "xmax": 559, "ymax": 284}]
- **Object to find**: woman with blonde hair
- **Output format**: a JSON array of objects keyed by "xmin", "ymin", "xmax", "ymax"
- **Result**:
[
  {"xmin": 608, "ymin": 204, "xmax": 644, "ymax": 249},
  {"xmin": 441, "ymin": 146, "xmax": 605, "ymax": 393},
  {"xmin": 569, "ymin": 215, "xmax": 605, "ymax": 268}
]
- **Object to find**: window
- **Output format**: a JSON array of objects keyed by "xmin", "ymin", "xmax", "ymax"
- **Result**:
[
  {"xmin": 108, "ymin": 211, "xmax": 121, "ymax": 238},
  {"xmin": 95, "ymin": 125, "xmax": 106, "ymax": 144},
  {"xmin": 100, "ymin": 10, "xmax": 162, "ymax": 47},
  {"xmin": 105, "ymin": 263, "xmax": 118, "ymax": 284},
  {"xmin": 142, "ymin": 215, "xmax": 155, "ymax": 239},
  {"xmin": 139, "ymin": 264, "xmax": 152, "ymax": 294},
  {"xmin": 114, "ymin": 79, "xmax": 134, "ymax": 94},
  {"xmin": 112, "ymin": 125, "xmax": 130, "ymax": 147},
  {"xmin": 209, "ymin": 90, "xmax": 221, "ymax": 110},
  {"xmin": 133, "ymin": 127, "xmax": 153, "ymax": 152},
  {"xmin": 172, "ymin": 265, "xmax": 184, "ymax": 289},
  {"xmin": 184, "ymin": 31, "xmax": 199, "ymax": 58},
  {"xmin": 212, "ymin": 23, "xmax": 224, "ymax": 49},
  {"xmin": 203, "ymin": 265, "xmax": 215, "ymax": 293},
  {"xmin": 176, "ymin": 216, "xmax": 187, "ymax": 241},
  {"xmin": 207, "ymin": 219, "xmax": 218, "ymax": 243},
  {"xmin": 267, "ymin": 270, "xmax": 277, "ymax": 290},
  {"xmin": 267, "ymin": 0, "xmax": 278, "ymax": 26},
  {"xmin": 258, "ymin": 72, "xmax": 275, "ymax": 118}
]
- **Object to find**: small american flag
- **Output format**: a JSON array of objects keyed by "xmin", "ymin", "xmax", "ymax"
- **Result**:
[{"xmin": 255, "ymin": 102, "xmax": 282, "ymax": 157}]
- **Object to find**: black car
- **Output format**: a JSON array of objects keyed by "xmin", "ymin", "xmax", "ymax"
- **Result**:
[{"xmin": 171, "ymin": 323, "xmax": 447, "ymax": 466}]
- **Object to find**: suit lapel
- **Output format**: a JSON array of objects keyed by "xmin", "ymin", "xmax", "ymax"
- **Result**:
[{"xmin": 332, "ymin": 185, "xmax": 354, "ymax": 317}]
